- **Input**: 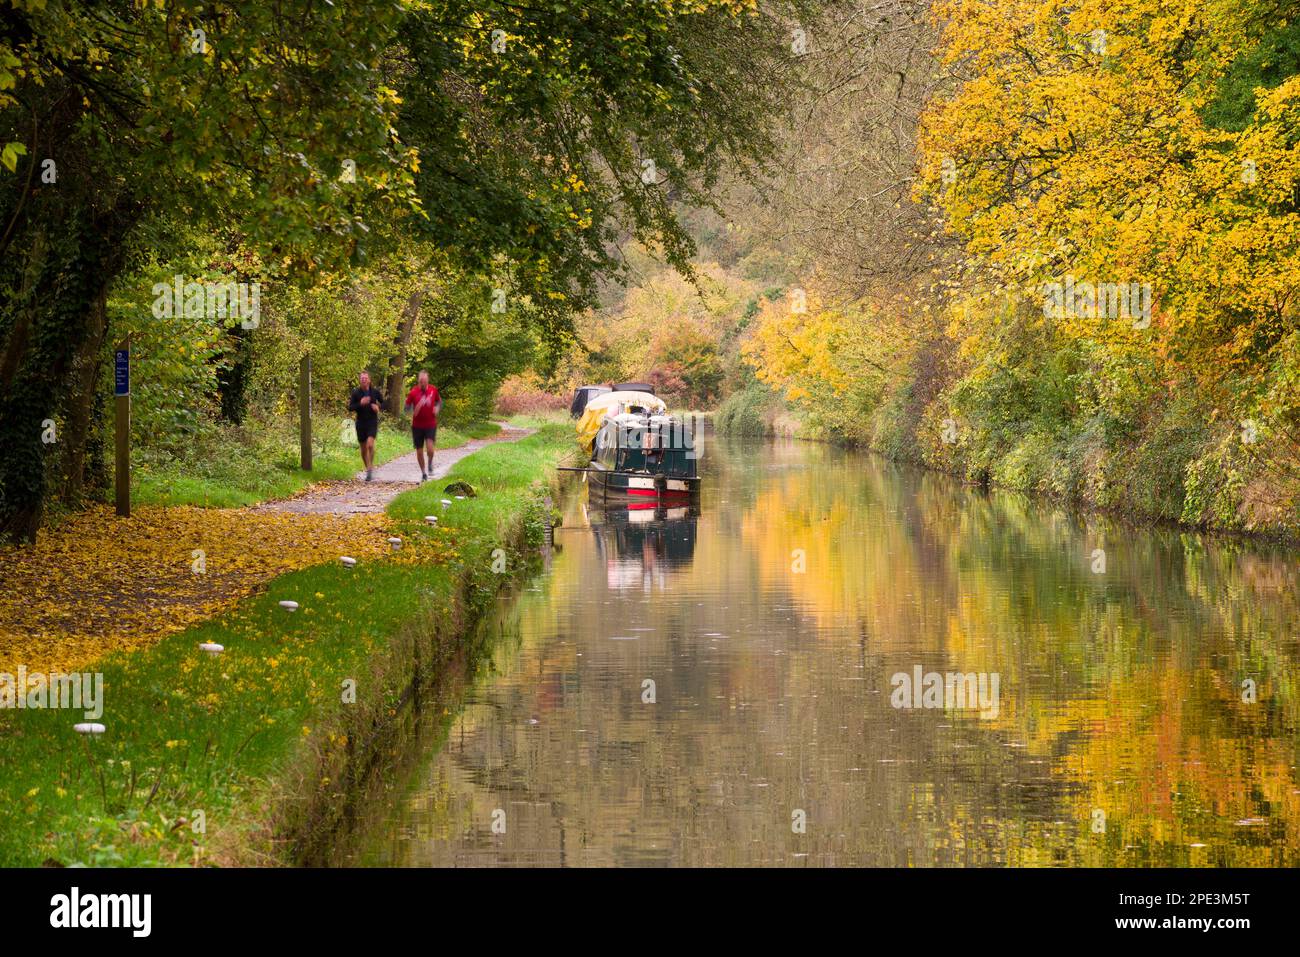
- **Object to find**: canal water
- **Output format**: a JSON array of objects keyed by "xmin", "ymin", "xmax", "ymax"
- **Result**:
[{"xmin": 335, "ymin": 435, "xmax": 1300, "ymax": 866}]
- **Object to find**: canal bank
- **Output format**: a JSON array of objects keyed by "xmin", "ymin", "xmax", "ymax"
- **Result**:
[
  {"xmin": 0, "ymin": 424, "xmax": 576, "ymax": 867},
  {"xmin": 711, "ymin": 402, "xmax": 1300, "ymax": 547}
]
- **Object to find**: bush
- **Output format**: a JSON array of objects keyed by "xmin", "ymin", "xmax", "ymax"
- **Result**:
[
  {"xmin": 494, "ymin": 375, "xmax": 569, "ymax": 417},
  {"xmin": 715, "ymin": 383, "xmax": 778, "ymax": 436},
  {"xmin": 438, "ymin": 376, "xmax": 500, "ymax": 425}
]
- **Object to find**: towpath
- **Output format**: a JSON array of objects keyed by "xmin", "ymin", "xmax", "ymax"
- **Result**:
[{"xmin": 253, "ymin": 423, "xmax": 535, "ymax": 516}]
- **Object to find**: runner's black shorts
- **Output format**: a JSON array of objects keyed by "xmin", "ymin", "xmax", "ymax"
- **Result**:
[
  {"xmin": 355, "ymin": 420, "xmax": 378, "ymax": 444},
  {"xmin": 412, "ymin": 425, "xmax": 437, "ymax": 448}
]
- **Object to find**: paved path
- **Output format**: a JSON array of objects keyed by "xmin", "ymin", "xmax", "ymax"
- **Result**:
[{"xmin": 254, "ymin": 423, "xmax": 535, "ymax": 516}]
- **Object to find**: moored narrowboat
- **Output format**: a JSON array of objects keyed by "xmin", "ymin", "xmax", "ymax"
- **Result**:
[{"xmin": 576, "ymin": 393, "xmax": 701, "ymax": 503}]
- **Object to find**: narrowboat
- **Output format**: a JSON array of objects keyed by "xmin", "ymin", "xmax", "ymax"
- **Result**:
[
  {"xmin": 569, "ymin": 384, "xmax": 611, "ymax": 418},
  {"xmin": 574, "ymin": 389, "xmax": 665, "ymax": 447},
  {"xmin": 573, "ymin": 390, "xmax": 701, "ymax": 504}
]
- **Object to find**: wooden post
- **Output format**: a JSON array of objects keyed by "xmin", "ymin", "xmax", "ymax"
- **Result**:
[
  {"xmin": 113, "ymin": 336, "xmax": 131, "ymax": 517},
  {"xmin": 299, "ymin": 354, "xmax": 312, "ymax": 471}
]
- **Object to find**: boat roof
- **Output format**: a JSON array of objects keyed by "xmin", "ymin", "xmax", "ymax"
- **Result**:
[{"xmin": 584, "ymin": 390, "xmax": 666, "ymax": 412}]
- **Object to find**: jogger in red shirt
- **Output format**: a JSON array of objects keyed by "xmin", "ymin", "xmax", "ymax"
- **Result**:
[{"xmin": 404, "ymin": 370, "xmax": 442, "ymax": 482}]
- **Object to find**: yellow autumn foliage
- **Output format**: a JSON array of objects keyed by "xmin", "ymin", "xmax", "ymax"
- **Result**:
[{"xmin": 918, "ymin": 0, "xmax": 1300, "ymax": 376}]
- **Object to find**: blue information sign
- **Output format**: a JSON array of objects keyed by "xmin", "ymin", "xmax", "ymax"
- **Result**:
[{"xmin": 114, "ymin": 349, "xmax": 130, "ymax": 397}]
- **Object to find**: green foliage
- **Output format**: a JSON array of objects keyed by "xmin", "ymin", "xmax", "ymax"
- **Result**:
[
  {"xmin": 108, "ymin": 241, "xmax": 243, "ymax": 454},
  {"xmin": 1204, "ymin": 19, "xmax": 1300, "ymax": 132},
  {"xmin": 414, "ymin": 281, "xmax": 536, "ymax": 426},
  {"xmin": 394, "ymin": 0, "xmax": 817, "ymax": 324},
  {"xmin": 250, "ymin": 278, "xmax": 404, "ymax": 415},
  {"xmin": 715, "ymin": 382, "xmax": 778, "ymax": 437},
  {"xmin": 3, "ymin": 0, "xmax": 415, "ymax": 268},
  {"xmin": 651, "ymin": 320, "xmax": 725, "ymax": 406},
  {"xmin": 0, "ymin": 0, "xmax": 417, "ymax": 538},
  {"xmin": 1183, "ymin": 432, "xmax": 1253, "ymax": 530},
  {"xmin": 2, "ymin": 0, "xmax": 824, "ymax": 536}
]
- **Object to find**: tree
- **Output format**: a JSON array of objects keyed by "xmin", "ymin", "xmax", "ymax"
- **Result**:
[
  {"xmin": 651, "ymin": 319, "xmax": 724, "ymax": 406},
  {"xmin": 391, "ymin": 0, "xmax": 822, "ymax": 333},
  {"xmin": 0, "ymin": 0, "xmax": 416, "ymax": 539},
  {"xmin": 916, "ymin": 0, "xmax": 1300, "ymax": 376},
  {"xmin": 748, "ymin": 0, "xmax": 956, "ymax": 305},
  {"xmin": 2, "ymin": 0, "xmax": 828, "ymax": 539}
]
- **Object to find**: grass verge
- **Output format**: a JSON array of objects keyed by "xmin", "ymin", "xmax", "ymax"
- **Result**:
[
  {"xmin": 0, "ymin": 422, "xmax": 573, "ymax": 866},
  {"xmin": 501, "ymin": 410, "xmax": 570, "ymax": 431}
]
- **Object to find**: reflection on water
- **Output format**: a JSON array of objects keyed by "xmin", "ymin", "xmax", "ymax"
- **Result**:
[
  {"xmin": 587, "ymin": 503, "xmax": 698, "ymax": 592},
  {"xmin": 339, "ymin": 435, "xmax": 1300, "ymax": 866}
]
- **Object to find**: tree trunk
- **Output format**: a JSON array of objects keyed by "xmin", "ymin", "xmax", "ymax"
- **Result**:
[
  {"xmin": 218, "ymin": 326, "xmax": 253, "ymax": 424},
  {"xmin": 0, "ymin": 203, "xmax": 139, "ymax": 542},
  {"xmin": 60, "ymin": 283, "xmax": 110, "ymax": 504},
  {"xmin": 384, "ymin": 288, "xmax": 423, "ymax": 415}
]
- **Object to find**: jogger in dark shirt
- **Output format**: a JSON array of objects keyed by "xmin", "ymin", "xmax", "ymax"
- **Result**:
[{"xmin": 348, "ymin": 371, "xmax": 386, "ymax": 481}]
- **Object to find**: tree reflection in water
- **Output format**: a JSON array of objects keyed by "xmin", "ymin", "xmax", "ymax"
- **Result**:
[{"xmin": 339, "ymin": 435, "xmax": 1300, "ymax": 868}]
